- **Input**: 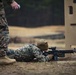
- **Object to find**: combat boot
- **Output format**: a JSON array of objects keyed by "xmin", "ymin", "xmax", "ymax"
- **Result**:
[{"xmin": 0, "ymin": 56, "xmax": 16, "ymax": 65}]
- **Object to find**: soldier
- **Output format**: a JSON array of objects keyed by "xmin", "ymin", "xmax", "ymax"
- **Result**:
[
  {"xmin": 7, "ymin": 40, "xmax": 53, "ymax": 62},
  {"xmin": 0, "ymin": 0, "xmax": 20, "ymax": 65}
]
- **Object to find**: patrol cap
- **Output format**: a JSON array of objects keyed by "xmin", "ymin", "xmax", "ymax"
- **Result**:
[{"xmin": 37, "ymin": 40, "xmax": 48, "ymax": 50}]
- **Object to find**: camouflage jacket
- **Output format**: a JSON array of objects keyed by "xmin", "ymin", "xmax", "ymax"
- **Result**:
[
  {"xmin": 0, "ymin": 0, "xmax": 14, "ymax": 15},
  {"xmin": 7, "ymin": 44, "xmax": 51, "ymax": 62}
]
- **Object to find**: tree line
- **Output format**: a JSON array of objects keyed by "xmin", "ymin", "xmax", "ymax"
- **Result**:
[{"xmin": 5, "ymin": 0, "xmax": 64, "ymax": 27}]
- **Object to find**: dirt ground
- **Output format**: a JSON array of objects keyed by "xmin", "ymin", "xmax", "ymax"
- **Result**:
[
  {"xmin": 0, "ymin": 26, "xmax": 76, "ymax": 75},
  {"xmin": 0, "ymin": 61, "xmax": 76, "ymax": 75},
  {"xmin": 8, "ymin": 26, "xmax": 65, "ymax": 49}
]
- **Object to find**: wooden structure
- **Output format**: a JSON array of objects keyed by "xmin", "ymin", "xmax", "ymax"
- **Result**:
[{"xmin": 65, "ymin": 0, "xmax": 76, "ymax": 49}]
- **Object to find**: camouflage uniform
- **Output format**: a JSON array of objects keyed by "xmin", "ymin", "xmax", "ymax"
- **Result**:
[
  {"xmin": 7, "ymin": 44, "xmax": 51, "ymax": 62},
  {"xmin": 0, "ymin": 0, "xmax": 14, "ymax": 57}
]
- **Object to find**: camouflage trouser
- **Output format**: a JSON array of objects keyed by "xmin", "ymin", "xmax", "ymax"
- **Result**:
[{"xmin": 0, "ymin": 2, "xmax": 10, "ymax": 57}]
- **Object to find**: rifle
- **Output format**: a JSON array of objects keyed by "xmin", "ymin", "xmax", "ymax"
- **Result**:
[{"xmin": 43, "ymin": 47, "xmax": 76, "ymax": 61}]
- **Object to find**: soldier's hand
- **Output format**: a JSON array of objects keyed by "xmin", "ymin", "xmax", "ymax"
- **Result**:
[
  {"xmin": 11, "ymin": 1, "xmax": 20, "ymax": 10},
  {"xmin": 47, "ymin": 55, "xmax": 53, "ymax": 59}
]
